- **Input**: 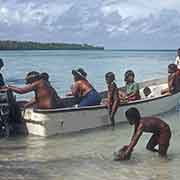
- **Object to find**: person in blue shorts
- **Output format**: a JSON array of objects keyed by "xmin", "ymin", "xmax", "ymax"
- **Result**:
[{"xmin": 68, "ymin": 68, "xmax": 101, "ymax": 107}]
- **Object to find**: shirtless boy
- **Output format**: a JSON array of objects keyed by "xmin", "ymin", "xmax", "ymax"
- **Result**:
[{"xmin": 116, "ymin": 107, "xmax": 171, "ymax": 160}]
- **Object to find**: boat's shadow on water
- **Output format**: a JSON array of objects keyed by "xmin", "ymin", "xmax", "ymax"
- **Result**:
[{"xmin": 49, "ymin": 121, "xmax": 129, "ymax": 139}]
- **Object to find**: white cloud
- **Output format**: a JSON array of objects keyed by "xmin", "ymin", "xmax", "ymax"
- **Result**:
[{"xmin": 0, "ymin": 0, "xmax": 179, "ymax": 48}]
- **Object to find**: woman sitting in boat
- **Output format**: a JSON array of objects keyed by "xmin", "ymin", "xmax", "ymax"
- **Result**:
[
  {"xmin": 7, "ymin": 71, "xmax": 64, "ymax": 109},
  {"xmin": 119, "ymin": 70, "xmax": 140, "ymax": 101},
  {"xmin": 161, "ymin": 64, "xmax": 180, "ymax": 95},
  {"xmin": 67, "ymin": 68, "xmax": 101, "ymax": 107}
]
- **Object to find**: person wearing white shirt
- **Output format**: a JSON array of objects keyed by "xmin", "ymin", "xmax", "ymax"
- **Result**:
[{"xmin": 175, "ymin": 48, "xmax": 180, "ymax": 69}]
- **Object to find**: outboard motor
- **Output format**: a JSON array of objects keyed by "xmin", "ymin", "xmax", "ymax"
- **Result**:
[{"xmin": 0, "ymin": 90, "xmax": 25, "ymax": 137}]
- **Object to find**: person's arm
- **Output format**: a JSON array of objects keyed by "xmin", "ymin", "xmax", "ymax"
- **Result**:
[
  {"xmin": 168, "ymin": 73, "xmax": 176, "ymax": 93},
  {"xmin": 130, "ymin": 123, "xmax": 138, "ymax": 141},
  {"xmin": 24, "ymin": 97, "xmax": 36, "ymax": 108},
  {"xmin": 71, "ymin": 83, "xmax": 80, "ymax": 97},
  {"xmin": 8, "ymin": 83, "xmax": 36, "ymax": 94},
  {"xmin": 125, "ymin": 123, "xmax": 143, "ymax": 154},
  {"xmin": 66, "ymin": 85, "xmax": 74, "ymax": 96},
  {"xmin": 107, "ymin": 84, "xmax": 113, "ymax": 110}
]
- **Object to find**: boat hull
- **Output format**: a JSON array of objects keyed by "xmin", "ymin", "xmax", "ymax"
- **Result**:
[{"xmin": 22, "ymin": 78, "xmax": 180, "ymax": 137}]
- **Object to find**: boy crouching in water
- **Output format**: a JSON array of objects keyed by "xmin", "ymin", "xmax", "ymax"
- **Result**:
[
  {"xmin": 105, "ymin": 72, "xmax": 119, "ymax": 128},
  {"xmin": 115, "ymin": 107, "xmax": 171, "ymax": 160}
]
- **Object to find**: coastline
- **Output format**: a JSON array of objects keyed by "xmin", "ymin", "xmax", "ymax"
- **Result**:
[{"xmin": 0, "ymin": 40, "xmax": 104, "ymax": 51}]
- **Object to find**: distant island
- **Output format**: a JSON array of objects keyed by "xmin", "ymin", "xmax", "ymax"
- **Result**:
[{"xmin": 0, "ymin": 40, "xmax": 104, "ymax": 50}]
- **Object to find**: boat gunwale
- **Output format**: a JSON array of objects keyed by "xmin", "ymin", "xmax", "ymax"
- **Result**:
[{"xmin": 33, "ymin": 93, "xmax": 173, "ymax": 114}]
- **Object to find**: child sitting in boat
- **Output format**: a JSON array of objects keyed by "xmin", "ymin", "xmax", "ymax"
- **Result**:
[
  {"xmin": 68, "ymin": 68, "xmax": 101, "ymax": 107},
  {"xmin": 7, "ymin": 71, "xmax": 64, "ymax": 109},
  {"xmin": 115, "ymin": 107, "xmax": 171, "ymax": 160},
  {"xmin": 105, "ymin": 72, "xmax": 120, "ymax": 128},
  {"xmin": 143, "ymin": 86, "xmax": 154, "ymax": 98},
  {"xmin": 161, "ymin": 64, "xmax": 180, "ymax": 95},
  {"xmin": 122, "ymin": 70, "xmax": 140, "ymax": 101}
]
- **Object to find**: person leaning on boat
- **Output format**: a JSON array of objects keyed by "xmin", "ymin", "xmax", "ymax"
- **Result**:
[
  {"xmin": 67, "ymin": 68, "xmax": 101, "ymax": 107},
  {"xmin": 7, "ymin": 71, "xmax": 64, "ymax": 109},
  {"xmin": 105, "ymin": 72, "xmax": 120, "ymax": 128},
  {"xmin": 161, "ymin": 64, "xmax": 180, "ymax": 95}
]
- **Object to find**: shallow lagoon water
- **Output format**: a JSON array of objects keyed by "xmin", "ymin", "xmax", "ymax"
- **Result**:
[
  {"xmin": 0, "ymin": 109, "xmax": 179, "ymax": 180},
  {"xmin": 0, "ymin": 50, "xmax": 179, "ymax": 179},
  {"xmin": 0, "ymin": 50, "xmax": 176, "ymax": 97}
]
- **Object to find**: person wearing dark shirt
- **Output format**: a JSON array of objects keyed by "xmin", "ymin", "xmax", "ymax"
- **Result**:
[{"xmin": 0, "ymin": 58, "xmax": 5, "ymax": 87}]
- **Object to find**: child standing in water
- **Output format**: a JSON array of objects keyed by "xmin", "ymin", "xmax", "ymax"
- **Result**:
[
  {"xmin": 115, "ymin": 107, "xmax": 171, "ymax": 160},
  {"xmin": 105, "ymin": 72, "xmax": 119, "ymax": 128}
]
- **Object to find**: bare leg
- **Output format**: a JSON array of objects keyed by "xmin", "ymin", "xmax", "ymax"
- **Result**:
[
  {"xmin": 159, "ymin": 144, "xmax": 169, "ymax": 157},
  {"xmin": 146, "ymin": 134, "xmax": 159, "ymax": 152}
]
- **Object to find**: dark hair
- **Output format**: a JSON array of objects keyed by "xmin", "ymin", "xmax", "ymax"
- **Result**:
[
  {"xmin": 72, "ymin": 69, "xmax": 86, "ymax": 81},
  {"xmin": 125, "ymin": 107, "xmax": 141, "ymax": 121},
  {"xmin": 0, "ymin": 58, "xmax": 4, "ymax": 68},
  {"xmin": 177, "ymin": 48, "xmax": 180, "ymax": 55},
  {"xmin": 25, "ymin": 71, "xmax": 40, "ymax": 84},
  {"xmin": 41, "ymin": 72, "xmax": 49, "ymax": 81},
  {"xmin": 143, "ymin": 86, "xmax": 151, "ymax": 97},
  {"xmin": 77, "ymin": 68, "xmax": 87, "ymax": 78},
  {"xmin": 105, "ymin": 72, "xmax": 115, "ymax": 82},
  {"xmin": 124, "ymin": 70, "xmax": 135, "ymax": 81},
  {"xmin": 168, "ymin": 64, "xmax": 177, "ymax": 73}
]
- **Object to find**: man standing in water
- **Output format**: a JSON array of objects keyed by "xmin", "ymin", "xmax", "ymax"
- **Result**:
[{"xmin": 115, "ymin": 107, "xmax": 171, "ymax": 160}]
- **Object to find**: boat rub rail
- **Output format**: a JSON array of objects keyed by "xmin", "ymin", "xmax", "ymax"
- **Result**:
[{"xmin": 33, "ymin": 94, "xmax": 170, "ymax": 114}]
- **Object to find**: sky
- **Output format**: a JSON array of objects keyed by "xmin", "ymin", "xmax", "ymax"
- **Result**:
[{"xmin": 0, "ymin": 0, "xmax": 180, "ymax": 49}]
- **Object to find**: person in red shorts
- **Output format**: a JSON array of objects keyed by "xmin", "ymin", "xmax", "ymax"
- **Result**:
[{"xmin": 115, "ymin": 107, "xmax": 171, "ymax": 160}]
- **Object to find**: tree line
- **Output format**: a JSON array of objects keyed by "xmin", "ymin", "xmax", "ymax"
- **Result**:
[{"xmin": 0, "ymin": 41, "xmax": 104, "ymax": 50}]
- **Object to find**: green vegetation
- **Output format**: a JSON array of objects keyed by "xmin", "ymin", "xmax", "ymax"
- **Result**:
[{"xmin": 0, "ymin": 40, "xmax": 104, "ymax": 50}]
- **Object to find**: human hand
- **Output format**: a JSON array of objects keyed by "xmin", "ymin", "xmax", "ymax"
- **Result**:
[
  {"xmin": 66, "ymin": 92, "xmax": 73, "ymax": 96},
  {"xmin": 101, "ymin": 98, "xmax": 108, "ymax": 106},
  {"xmin": 0, "ymin": 85, "xmax": 8, "ymax": 91},
  {"xmin": 114, "ymin": 146, "xmax": 131, "ymax": 161}
]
